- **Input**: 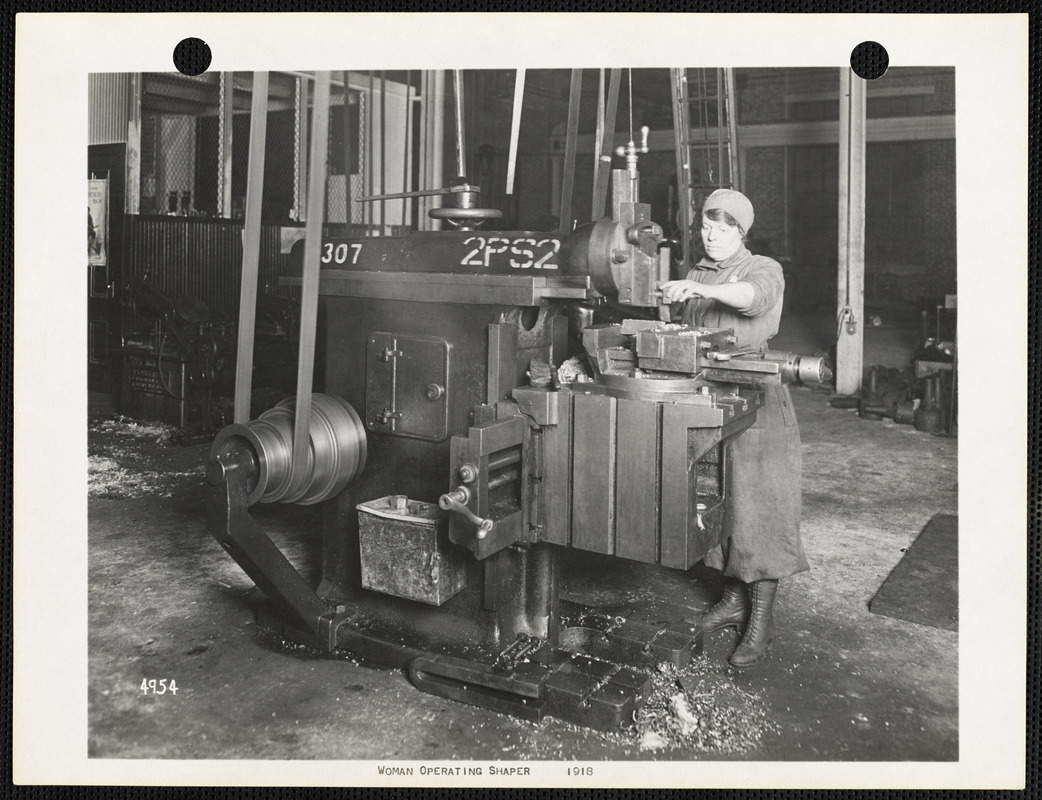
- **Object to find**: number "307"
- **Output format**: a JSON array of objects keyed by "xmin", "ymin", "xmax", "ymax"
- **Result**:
[
  {"xmin": 461, "ymin": 237, "xmax": 560, "ymax": 270},
  {"xmin": 320, "ymin": 242, "xmax": 364, "ymax": 265}
]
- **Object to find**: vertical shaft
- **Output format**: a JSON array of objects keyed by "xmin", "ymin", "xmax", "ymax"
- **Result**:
[
  {"xmin": 506, "ymin": 68, "xmax": 525, "ymax": 196},
  {"xmin": 402, "ymin": 71, "xmax": 412, "ymax": 228},
  {"xmin": 220, "ymin": 71, "xmax": 234, "ymax": 219},
  {"xmin": 341, "ymin": 71, "xmax": 353, "ymax": 233},
  {"xmin": 453, "ymin": 69, "xmax": 467, "ymax": 178},
  {"xmin": 592, "ymin": 69, "xmax": 621, "ymax": 221},
  {"xmin": 558, "ymin": 69, "xmax": 582, "ymax": 233},
  {"xmin": 716, "ymin": 69, "xmax": 725, "ymax": 188},
  {"xmin": 670, "ymin": 68, "xmax": 691, "ymax": 274},
  {"xmin": 724, "ymin": 68, "xmax": 741, "ymax": 190},
  {"xmin": 379, "ymin": 71, "xmax": 387, "ymax": 233}
]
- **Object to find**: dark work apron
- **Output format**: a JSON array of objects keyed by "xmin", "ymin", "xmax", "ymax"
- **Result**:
[{"xmin": 702, "ymin": 382, "xmax": 810, "ymax": 582}]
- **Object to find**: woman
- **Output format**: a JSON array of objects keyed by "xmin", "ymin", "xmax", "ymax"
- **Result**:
[{"xmin": 660, "ymin": 188, "xmax": 809, "ymax": 669}]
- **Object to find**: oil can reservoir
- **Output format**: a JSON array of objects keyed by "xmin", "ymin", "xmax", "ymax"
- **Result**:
[{"xmin": 357, "ymin": 495, "xmax": 469, "ymax": 606}]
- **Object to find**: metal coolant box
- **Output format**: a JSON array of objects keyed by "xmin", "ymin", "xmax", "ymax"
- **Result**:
[{"xmin": 356, "ymin": 495, "xmax": 468, "ymax": 606}]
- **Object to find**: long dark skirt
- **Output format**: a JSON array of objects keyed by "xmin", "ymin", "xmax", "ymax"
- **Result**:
[{"xmin": 703, "ymin": 383, "xmax": 810, "ymax": 582}]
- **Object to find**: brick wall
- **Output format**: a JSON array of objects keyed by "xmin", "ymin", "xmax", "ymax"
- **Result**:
[
  {"xmin": 922, "ymin": 140, "xmax": 957, "ymax": 297},
  {"xmin": 742, "ymin": 146, "xmax": 787, "ymax": 258}
]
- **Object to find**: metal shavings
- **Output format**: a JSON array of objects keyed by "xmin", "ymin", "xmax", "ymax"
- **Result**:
[
  {"xmin": 639, "ymin": 730, "xmax": 668, "ymax": 750},
  {"xmin": 669, "ymin": 693, "xmax": 698, "ymax": 733},
  {"xmin": 630, "ymin": 658, "xmax": 779, "ymax": 754},
  {"xmin": 88, "ymin": 416, "xmax": 202, "ymax": 498},
  {"xmin": 557, "ymin": 356, "xmax": 592, "ymax": 385},
  {"xmin": 89, "ymin": 415, "xmax": 178, "ymax": 444},
  {"xmin": 88, "ymin": 455, "xmax": 199, "ymax": 499},
  {"xmin": 516, "ymin": 655, "xmax": 779, "ymax": 759}
]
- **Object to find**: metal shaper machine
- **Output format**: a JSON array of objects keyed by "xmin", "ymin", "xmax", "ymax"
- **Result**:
[{"xmin": 206, "ymin": 149, "xmax": 830, "ymax": 729}]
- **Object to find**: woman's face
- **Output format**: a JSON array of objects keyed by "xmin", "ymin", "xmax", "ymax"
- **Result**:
[{"xmin": 700, "ymin": 214, "xmax": 743, "ymax": 262}]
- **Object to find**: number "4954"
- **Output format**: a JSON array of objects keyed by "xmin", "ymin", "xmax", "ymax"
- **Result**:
[{"xmin": 140, "ymin": 678, "xmax": 178, "ymax": 695}]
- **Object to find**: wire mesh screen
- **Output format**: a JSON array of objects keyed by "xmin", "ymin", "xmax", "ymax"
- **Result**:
[
  {"xmin": 324, "ymin": 83, "xmax": 364, "ymax": 232},
  {"xmin": 139, "ymin": 72, "xmax": 303, "ymax": 223},
  {"xmin": 140, "ymin": 110, "xmax": 199, "ymax": 215},
  {"xmin": 348, "ymin": 73, "xmax": 416, "ymax": 236},
  {"xmin": 137, "ymin": 71, "xmax": 414, "ymax": 230}
]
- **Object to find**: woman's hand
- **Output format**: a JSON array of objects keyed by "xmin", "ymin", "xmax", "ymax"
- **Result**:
[{"xmin": 659, "ymin": 279, "xmax": 706, "ymax": 304}]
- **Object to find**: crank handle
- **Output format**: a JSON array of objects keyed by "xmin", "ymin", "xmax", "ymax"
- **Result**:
[{"xmin": 438, "ymin": 486, "xmax": 495, "ymax": 540}]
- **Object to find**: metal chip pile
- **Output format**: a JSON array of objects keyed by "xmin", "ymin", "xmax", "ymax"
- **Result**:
[
  {"xmin": 556, "ymin": 356, "xmax": 592, "ymax": 385},
  {"xmin": 88, "ymin": 416, "xmax": 200, "ymax": 499},
  {"xmin": 87, "ymin": 454, "xmax": 199, "ymax": 499},
  {"xmin": 518, "ymin": 655, "xmax": 778, "ymax": 759},
  {"xmin": 631, "ymin": 658, "xmax": 778, "ymax": 754},
  {"xmin": 89, "ymin": 416, "xmax": 178, "ymax": 444}
]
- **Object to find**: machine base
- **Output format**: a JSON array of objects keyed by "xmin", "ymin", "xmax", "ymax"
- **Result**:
[
  {"xmin": 560, "ymin": 599, "xmax": 704, "ymax": 669},
  {"xmin": 254, "ymin": 594, "xmax": 704, "ymax": 731},
  {"xmin": 410, "ymin": 648, "xmax": 652, "ymax": 731}
]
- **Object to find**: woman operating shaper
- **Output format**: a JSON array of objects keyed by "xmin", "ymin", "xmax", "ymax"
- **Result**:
[{"xmin": 660, "ymin": 188, "xmax": 809, "ymax": 669}]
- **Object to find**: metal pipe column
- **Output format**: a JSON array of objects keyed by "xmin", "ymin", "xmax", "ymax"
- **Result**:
[
  {"xmin": 220, "ymin": 72, "xmax": 235, "ymax": 219},
  {"xmin": 836, "ymin": 68, "xmax": 867, "ymax": 395},
  {"xmin": 452, "ymin": 69, "xmax": 467, "ymax": 179}
]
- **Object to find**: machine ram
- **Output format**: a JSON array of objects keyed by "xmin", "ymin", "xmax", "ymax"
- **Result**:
[{"xmin": 205, "ymin": 72, "xmax": 830, "ymax": 730}]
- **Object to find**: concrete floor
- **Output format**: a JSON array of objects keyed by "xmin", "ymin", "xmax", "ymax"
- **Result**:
[{"xmin": 87, "ymin": 311, "xmax": 958, "ymax": 762}]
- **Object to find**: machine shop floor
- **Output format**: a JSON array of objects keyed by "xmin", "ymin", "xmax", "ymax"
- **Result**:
[{"xmin": 86, "ymin": 313, "xmax": 958, "ymax": 763}]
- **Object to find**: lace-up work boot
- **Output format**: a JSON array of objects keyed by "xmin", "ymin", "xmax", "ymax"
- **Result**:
[
  {"xmin": 728, "ymin": 579, "xmax": 778, "ymax": 669},
  {"xmin": 700, "ymin": 577, "xmax": 750, "ymax": 634}
]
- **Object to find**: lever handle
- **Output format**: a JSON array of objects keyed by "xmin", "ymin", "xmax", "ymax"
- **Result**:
[{"xmin": 438, "ymin": 486, "xmax": 494, "ymax": 539}]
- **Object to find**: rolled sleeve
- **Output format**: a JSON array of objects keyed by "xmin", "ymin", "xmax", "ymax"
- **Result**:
[{"xmin": 738, "ymin": 258, "xmax": 785, "ymax": 317}]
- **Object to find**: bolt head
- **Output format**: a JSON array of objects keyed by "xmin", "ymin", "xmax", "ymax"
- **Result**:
[
  {"xmin": 425, "ymin": 383, "xmax": 445, "ymax": 401},
  {"xmin": 205, "ymin": 459, "xmax": 226, "ymax": 486}
]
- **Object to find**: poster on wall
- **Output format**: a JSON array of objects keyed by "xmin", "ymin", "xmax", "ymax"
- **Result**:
[{"xmin": 88, "ymin": 177, "xmax": 108, "ymax": 266}]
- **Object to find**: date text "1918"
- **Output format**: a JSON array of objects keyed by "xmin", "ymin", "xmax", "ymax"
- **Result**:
[{"xmin": 141, "ymin": 678, "xmax": 178, "ymax": 695}]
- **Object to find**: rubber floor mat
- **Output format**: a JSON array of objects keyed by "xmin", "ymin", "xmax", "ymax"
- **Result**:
[{"xmin": 869, "ymin": 513, "xmax": 958, "ymax": 632}]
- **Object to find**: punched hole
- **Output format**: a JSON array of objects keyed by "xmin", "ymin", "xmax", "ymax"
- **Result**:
[
  {"xmin": 173, "ymin": 37, "xmax": 212, "ymax": 76},
  {"xmin": 850, "ymin": 41, "xmax": 889, "ymax": 80},
  {"xmin": 519, "ymin": 307, "xmax": 540, "ymax": 332}
]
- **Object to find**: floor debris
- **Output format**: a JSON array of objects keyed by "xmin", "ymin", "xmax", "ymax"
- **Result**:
[{"xmin": 87, "ymin": 415, "xmax": 201, "ymax": 498}]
